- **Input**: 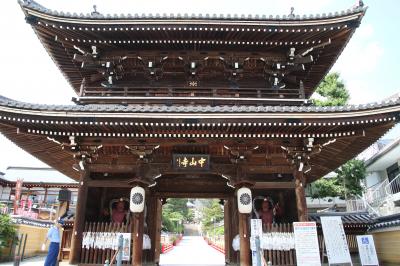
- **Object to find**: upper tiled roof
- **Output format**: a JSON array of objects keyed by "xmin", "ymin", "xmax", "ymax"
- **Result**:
[
  {"xmin": 19, "ymin": 0, "xmax": 366, "ymax": 22},
  {"xmin": 1, "ymin": 95, "xmax": 400, "ymax": 114}
]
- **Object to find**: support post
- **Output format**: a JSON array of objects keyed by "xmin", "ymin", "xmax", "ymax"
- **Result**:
[
  {"xmin": 43, "ymin": 187, "xmax": 48, "ymax": 206},
  {"xmin": 294, "ymin": 170, "xmax": 308, "ymax": 222},
  {"xmin": 224, "ymin": 200, "xmax": 231, "ymax": 264},
  {"xmin": 132, "ymin": 212, "xmax": 144, "ymax": 266},
  {"xmin": 154, "ymin": 198, "xmax": 162, "ymax": 264},
  {"xmin": 69, "ymin": 170, "xmax": 89, "ymax": 264},
  {"xmin": 239, "ymin": 213, "xmax": 251, "ymax": 266}
]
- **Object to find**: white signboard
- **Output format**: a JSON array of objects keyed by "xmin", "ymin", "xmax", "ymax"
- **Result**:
[
  {"xmin": 320, "ymin": 216, "xmax": 352, "ymax": 265},
  {"xmin": 251, "ymin": 219, "xmax": 263, "ymax": 237},
  {"xmin": 356, "ymin": 235, "xmax": 379, "ymax": 266},
  {"xmin": 293, "ymin": 222, "xmax": 321, "ymax": 266},
  {"xmin": 120, "ymin": 233, "xmax": 131, "ymax": 261},
  {"xmin": 250, "ymin": 219, "xmax": 263, "ymax": 266}
]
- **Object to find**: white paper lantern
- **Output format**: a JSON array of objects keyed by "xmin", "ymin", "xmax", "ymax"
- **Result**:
[
  {"xmin": 237, "ymin": 187, "xmax": 252, "ymax": 214},
  {"xmin": 130, "ymin": 186, "xmax": 145, "ymax": 213}
]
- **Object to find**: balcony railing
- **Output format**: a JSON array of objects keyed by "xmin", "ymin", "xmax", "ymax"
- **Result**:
[{"xmin": 345, "ymin": 198, "xmax": 366, "ymax": 212}]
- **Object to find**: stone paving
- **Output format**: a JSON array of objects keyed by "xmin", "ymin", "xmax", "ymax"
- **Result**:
[{"xmin": 159, "ymin": 236, "xmax": 225, "ymax": 266}]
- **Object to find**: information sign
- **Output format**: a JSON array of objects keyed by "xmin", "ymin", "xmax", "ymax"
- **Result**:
[
  {"xmin": 356, "ymin": 235, "xmax": 379, "ymax": 266},
  {"xmin": 293, "ymin": 222, "xmax": 321, "ymax": 266},
  {"xmin": 320, "ymin": 216, "xmax": 352, "ymax": 265}
]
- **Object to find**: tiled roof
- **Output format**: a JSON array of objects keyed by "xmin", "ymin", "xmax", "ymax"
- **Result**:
[
  {"xmin": 309, "ymin": 212, "xmax": 372, "ymax": 225},
  {"xmin": 19, "ymin": 0, "xmax": 366, "ymax": 22},
  {"xmin": 3, "ymin": 166, "xmax": 77, "ymax": 184},
  {"xmin": 1, "ymin": 95, "xmax": 400, "ymax": 114},
  {"xmin": 369, "ymin": 213, "xmax": 400, "ymax": 231}
]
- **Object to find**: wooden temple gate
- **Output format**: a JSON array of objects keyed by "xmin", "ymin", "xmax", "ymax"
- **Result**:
[{"xmin": 1, "ymin": 1, "xmax": 400, "ymax": 265}]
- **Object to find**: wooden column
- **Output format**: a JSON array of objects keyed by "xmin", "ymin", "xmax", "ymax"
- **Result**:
[
  {"xmin": 43, "ymin": 187, "xmax": 48, "ymax": 206},
  {"xmin": 230, "ymin": 197, "xmax": 240, "ymax": 264},
  {"xmin": 239, "ymin": 213, "xmax": 251, "ymax": 266},
  {"xmin": 147, "ymin": 196, "xmax": 161, "ymax": 263},
  {"xmin": 132, "ymin": 212, "xmax": 144, "ymax": 266},
  {"xmin": 69, "ymin": 170, "xmax": 89, "ymax": 264},
  {"xmin": 154, "ymin": 199, "xmax": 162, "ymax": 264},
  {"xmin": 294, "ymin": 170, "xmax": 308, "ymax": 222},
  {"xmin": 224, "ymin": 200, "xmax": 231, "ymax": 264}
]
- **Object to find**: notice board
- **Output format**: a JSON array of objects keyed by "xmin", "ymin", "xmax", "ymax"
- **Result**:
[
  {"xmin": 320, "ymin": 216, "xmax": 352, "ymax": 265},
  {"xmin": 356, "ymin": 235, "xmax": 379, "ymax": 266},
  {"xmin": 293, "ymin": 222, "xmax": 321, "ymax": 266}
]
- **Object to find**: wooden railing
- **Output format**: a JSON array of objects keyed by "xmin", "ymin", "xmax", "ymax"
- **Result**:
[
  {"xmin": 262, "ymin": 223, "xmax": 296, "ymax": 266},
  {"xmin": 80, "ymin": 222, "xmax": 130, "ymax": 265}
]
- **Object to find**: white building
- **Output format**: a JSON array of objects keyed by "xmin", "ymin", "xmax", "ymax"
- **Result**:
[{"xmin": 361, "ymin": 137, "xmax": 400, "ymax": 216}]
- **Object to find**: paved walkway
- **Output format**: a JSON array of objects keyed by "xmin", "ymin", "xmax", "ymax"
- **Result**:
[{"xmin": 160, "ymin": 236, "xmax": 225, "ymax": 266}]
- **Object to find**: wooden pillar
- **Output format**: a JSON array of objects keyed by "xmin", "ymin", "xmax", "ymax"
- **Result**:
[
  {"xmin": 132, "ymin": 212, "xmax": 144, "ymax": 266},
  {"xmin": 154, "ymin": 198, "xmax": 162, "ymax": 264},
  {"xmin": 43, "ymin": 187, "xmax": 48, "ymax": 206},
  {"xmin": 224, "ymin": 200, "xmax": 231, "ymax": 264},
  {"xmin": 294, "ymin": 170, "xmax": 308, "ymax": 222},
  {"xmin": 146, "ymin": 196, "xmax": 160, "ymax": 263},
  {"xmin": 239, "ymin": 213, "xmax": 251, "ymax": 266},
  {"xmin": 225, "ymin": 196, "xmax": 239, "ymax": 264},
  {"xmin": 69, "ymin": 170, "xmax": 89, "ymax": 264}
]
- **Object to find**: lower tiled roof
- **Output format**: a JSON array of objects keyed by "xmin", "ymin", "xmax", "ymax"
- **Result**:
[
  {"xmin": 1, "ymin": 95, "xmax": 400, "ymax": 114},
  {"xmin": 309, "ymin": 212, "xmax": 372, "ymax": 225}
]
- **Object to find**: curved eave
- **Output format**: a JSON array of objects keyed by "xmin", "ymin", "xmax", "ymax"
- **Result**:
[
  {"xmin": 20, "ymin": 0, "xmax": 366, "ymax": 27},
  {"xmin": 0, "ymin": 97, "xmax": 400, "ymax": 120}
]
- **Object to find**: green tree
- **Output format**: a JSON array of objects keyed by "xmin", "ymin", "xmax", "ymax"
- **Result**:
[
  {"xmin": 0, "ymin": 209, "xmax": 16, "ymax": 256},
  {"xmin": 162, "ymin": 199, "xmax": 190, "ymax": 233},
  {"xmin": 336, "ymin": 159, "xmax": 366, "ymax": 198},
  {"xmin": 311, "ymin": 159, "xmax": 366, "ymax": 199},
  {"xmin": 313, "ymin": 72, "xmax": 350, "ymax": 106},
  {"xmin": 201, "ymin": 200, "xmax": 224, "ymax": 236}
]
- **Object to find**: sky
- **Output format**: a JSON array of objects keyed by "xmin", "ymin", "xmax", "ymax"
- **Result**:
[{"xmin": 0, "ymin": 0, "xmax": 399, "ymax": 172}]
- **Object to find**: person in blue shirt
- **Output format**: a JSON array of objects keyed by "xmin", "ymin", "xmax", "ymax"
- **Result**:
[{"xmin": 43, "ymin": 219, "xmax": 64, "ymax": 266}]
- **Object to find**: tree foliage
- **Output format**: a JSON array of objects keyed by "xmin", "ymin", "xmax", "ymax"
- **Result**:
[
  {"xmin": 311, "ymin": 159, "xmax": 366, "ymax": 199},
  {"xmin": 313, "ymin": 72, "xmax": 350, "ymax": 106},
  {"xmin": 0, "ymin": 209, "xmax": 16, "ymax": 254},
  {"xmin": 201, "ymin": 200, "xmax": 224, "ymax": 236},
  {"xmin": 336, "ymin": 159, "xmax": 366, "ymax": 198},
  {"xmin": 162, "ymin": 199, "xmax": 191, "ymax": 233}
]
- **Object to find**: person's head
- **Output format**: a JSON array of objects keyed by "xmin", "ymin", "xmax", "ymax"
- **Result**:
[
  {"xmin": 54, "ymin": 219, "xmax": 64, "ymax": 228},
  {"xmin": 261, "ymin": 199, "xmax": 271, "ymax": 211}
]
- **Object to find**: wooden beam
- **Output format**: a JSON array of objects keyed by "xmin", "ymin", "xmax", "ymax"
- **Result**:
[
  {"xmin": 153, "ymin": 192, "xmax": 230, "ymax": 199},
  {"xmin": 253, "ymin": 181, "xmax": 295, "ymax": 189},
  {"xmin": 87, "ymin": 179, "xmax": 131, "ymax": 188},
  {"xmin": 69, "ymin": 169, "xmax": 89, "ymax": 264},
  {"xmin": 132, "ymin": 212, "xmax": 144, "ymax": 266},
  {"xmin": 88, "ymin": 164, "xmax": 136, "ymax": 173},
  {"xmin": 294, "ymin": 170, "xmax": 308, "ymax": 222}
]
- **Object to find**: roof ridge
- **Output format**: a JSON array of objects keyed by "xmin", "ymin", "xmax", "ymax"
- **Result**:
[
  {"xmin": 6, "ymin": 166, "xmax": 54, "ymax": 171},
  {"xmin": 20, "ymin": 0, "xmax": 367, "ymax": 22}
]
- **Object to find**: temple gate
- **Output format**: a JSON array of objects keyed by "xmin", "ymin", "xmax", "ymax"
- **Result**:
[{"xmin": 1, "ymin": 1, "xmax": 400, "ymax": 265}]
